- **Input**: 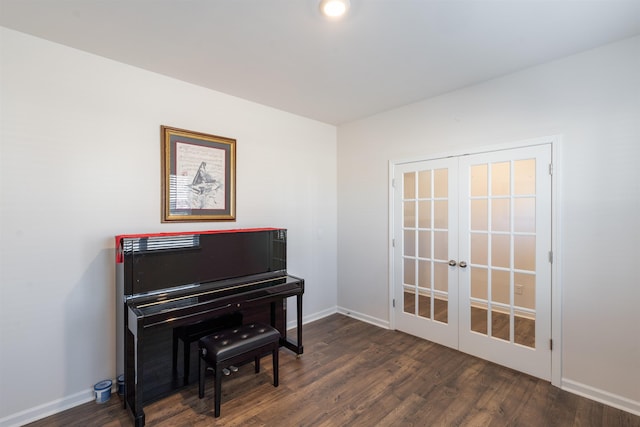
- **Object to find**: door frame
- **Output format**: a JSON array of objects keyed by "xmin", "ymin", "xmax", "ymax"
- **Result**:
[{"xmin": 388, "ymin": 135, "xmax": 562, "ymax": 387}]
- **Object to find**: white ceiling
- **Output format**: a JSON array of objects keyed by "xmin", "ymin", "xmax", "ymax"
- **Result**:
[{"xmin": 2, "ymin": 1, "xmax": 639, "ymax": 125}]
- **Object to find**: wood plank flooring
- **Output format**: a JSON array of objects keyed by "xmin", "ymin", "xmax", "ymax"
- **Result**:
[{"xmin": 27, "ymin": 314, "xmax": 639, "ymax": 426}]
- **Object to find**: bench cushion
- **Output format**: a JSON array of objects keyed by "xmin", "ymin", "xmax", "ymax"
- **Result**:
[{"xmin": 199, "ymin": 323, "xmax": 280, "ymax": 362}]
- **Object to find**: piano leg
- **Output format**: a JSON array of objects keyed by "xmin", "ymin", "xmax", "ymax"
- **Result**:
[
  {"xmin": 125, "ymin": 306, "xmax": 147, "ymax": 427},
  {"xmin": 296, "ymin": 293, "xmax": 303, "ymax": 354},
  {"xmin": 281, "ymin": 294, "xmax": 304, "ymax": 355},
  {"xmin": 134, "ymin": 320, "xmax": 146, "ymax": 427}
]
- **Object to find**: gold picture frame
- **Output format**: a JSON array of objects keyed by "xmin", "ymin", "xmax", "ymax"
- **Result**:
[{"xmin": 161, "ymin": 126, "xmax": 236, "ymax": 222}]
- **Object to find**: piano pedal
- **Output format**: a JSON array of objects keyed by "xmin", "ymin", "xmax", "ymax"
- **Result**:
[{"xmin": 206, "ymin": 366, "xmax": 233, "ymax": 376}]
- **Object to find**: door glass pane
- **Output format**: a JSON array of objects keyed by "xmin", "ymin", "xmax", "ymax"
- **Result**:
[
  {"xmin": 434, "ymin": 231, "xmax": 448, "ymax": 260},
  {"xmin": 491, "ymin": 269, "xmax": 510, "ymax": 305},
  {"xmin": 403, "ymin": 288, "xmax": 415, "ymax": 314},
  {"xmin": 491, "ymin": 234, "xmax": 510, "ymax": 268},
  {"xmin": 433, "ymin": 262, "xmax": 448, "ymax": 292},
  {"xmin": 471, "ymin": 164, "xmax": 488, "ymax": 197},
  {"xmin": 514, "ymin": 198, "xmax": 535, "ymax": 233},
  {"xmin": 491, "ymin": 310, "xmax": 510, "ymax": 341},
  {"xmin": 418, "ymin": 230, "xmax": 431, "ymax": 258},
  {"xmin": 418, "ymin": 231, "xmax": 431, "ymax": 259},
  {"xmin": 491, "ymin": 199, "xmax": 510, "ymax": 232},
  {"xmin": 404, "ymin": 172, "xmax": 416, "ymax": 198},
  {"xmin": 404, "ymin": 258, "xmax": 415, "ymax": 285},
  {"xmin": 515, "ymin": 311, "xmax": 535, "ymax": 348},
  {"xmin": 491, "ymin": 162, "xmax": 510, "ymax": 196},
  {"xmin": 514, "ymin": 159, "xmax": 535, "ymax": 195},
  {"xmin": 471, "ymin": 302, "xmax": 488, "ymax": 335},
  {"xmin": 514, "ymin": 272, "xmax": 535, "ymax": 310},
  {"xmin": 434, "ymin": 169, "xmax": 448, "ymax": 198},
  {"xmin": 470, "ymin": 233, "xmax": 488, "ymax": 265},
  {"xmin": 404, "ymin": 230, "xmax": 415, "ymax": 257},
  {"xmin": 471, "ymin": 267, "xmax": 488, "ymax": 300},
  {"xmin": 434, "ymin": 200, "xmax": 448, "ymax": 229},
  {"xmin": 418, "ymin": 291, "xmax": 431, "ymax": 318},
  {"xmin": 404, "ymin": 201, "xmax": 415, "ymax": 227},
  {"xmin": 418, "ymin": 200, "xmax": 431, "ymax": 228},
  {"xmin": 514, "ymin": 235, "xmax": 535, "ymax": 271},
  {"xmin": 471, "ymin": 199, "xmax": 488, "ymax": 231},
  {"xmin": 434, "ymin": 297, "xmax": 448, "ymax": 323},
  {"xmin": 418, "ymin": 170, "xmax": 431, "ymax": 198},
  {"xmin": 418, "ymin": 260, "xmax": 431, "ymax": 288}
]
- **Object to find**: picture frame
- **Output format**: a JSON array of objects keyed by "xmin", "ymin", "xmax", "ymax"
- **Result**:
[{"xmin": 161, "ymin": 125, "xmax": 236, "ymax": 222}]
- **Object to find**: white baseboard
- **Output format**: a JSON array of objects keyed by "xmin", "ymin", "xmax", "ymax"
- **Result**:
[
  {"xmin": 286, "ymin": 306, "xmax": 337, "ymax": 330},
  {"xmin": 336, "ymin": 306, "xmax": 390, "ymax": 329},
  {"xmin": 303, "ymin": 306, "xmax": 338, "ymax": 326},
  {"xmin": 562, "ymin": 378, "xmax": 640, "ymax": 416},
  {"xmin": 0, "ymin": 387, "xmax": 96, "ymax": 427}
]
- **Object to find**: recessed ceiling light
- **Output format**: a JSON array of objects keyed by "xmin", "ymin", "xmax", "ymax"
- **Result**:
[{"xmin": 319, "ymin": 0, "xmax": 350, "ymax": 18}]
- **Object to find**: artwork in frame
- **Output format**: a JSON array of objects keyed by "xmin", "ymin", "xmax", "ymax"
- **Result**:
[{"xmin": 161, "ymin": 126, "xmax": 236, "ymax": 222}]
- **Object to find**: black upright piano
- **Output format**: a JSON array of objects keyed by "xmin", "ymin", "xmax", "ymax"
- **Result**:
[{"xmin": 115, "ymin": 228, "xmax": 304, "ymax": 427}]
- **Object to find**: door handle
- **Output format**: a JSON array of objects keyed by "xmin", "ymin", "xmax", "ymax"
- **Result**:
[{"xmin": 449, "ymin": 260, "xmax": 467, "ymax": 268}]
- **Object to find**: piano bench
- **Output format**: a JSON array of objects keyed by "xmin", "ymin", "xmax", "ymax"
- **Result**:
[
  {"xmin": 198, "ymin": 323, "xmax": 280, "ymax": 418},
  {"xmin": 172, "ymin": 313, "xmax": 242, "ymax": 385}
]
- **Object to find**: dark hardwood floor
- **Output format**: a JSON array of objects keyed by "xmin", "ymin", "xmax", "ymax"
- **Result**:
[{"xmin": 27, "ymin": 314, "xmax": 639, "ymax": 426}]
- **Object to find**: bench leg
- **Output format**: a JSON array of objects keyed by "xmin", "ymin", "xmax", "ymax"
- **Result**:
[
  {"xmin": 254, "ymin": 356, "xmax": 260, "ymax": 373},
  {"xmin": 198, "ymin": 354, "xmax": 206, "ymax": 399},
  {"xmin": 214, "ymin": 363, "xmax": 223, "ymax": 418},
  {"xmin": 273, "ymin": 347, "xmax": 279, "ymax": 387}
]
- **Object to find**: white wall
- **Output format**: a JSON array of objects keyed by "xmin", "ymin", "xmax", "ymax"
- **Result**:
[
  {"xmin": 337, "ymin": 36, "xmax": 640, "ymax": 413},
  {"xmin": 0, "ymin": 27, "xmax": 337, "ymax": 425}
]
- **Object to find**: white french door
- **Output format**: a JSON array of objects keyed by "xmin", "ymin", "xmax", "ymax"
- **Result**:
[
  {"xmin": 393, "ymin": 157, "xmax": 459, "ymax": 349},
  {"xmin": 393, "ymin": 144, "xmax": 552, "ymax": 380}
]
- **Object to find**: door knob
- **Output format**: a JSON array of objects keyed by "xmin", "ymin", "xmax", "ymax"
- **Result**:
[
  {"xmin": 459, "ymin": 261, "xmax": 467, "ymax": 268},
  {"xmin": 448, "ymin": 260, "xmax": 457, "ymax": 266}
]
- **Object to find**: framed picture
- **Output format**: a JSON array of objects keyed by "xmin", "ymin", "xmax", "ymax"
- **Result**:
[{"xmin": 161, "ymin": 126, "xmax": 236, "ymax": 222}]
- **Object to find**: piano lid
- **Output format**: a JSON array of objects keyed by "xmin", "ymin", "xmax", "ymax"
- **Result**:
[
  {"xmin": 115, "ymin": 228, "xmax": 282, "ymax": 263},
  {"xmin": 117, "ymin": 228, "xmax": 287, "ymax": 297}
]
